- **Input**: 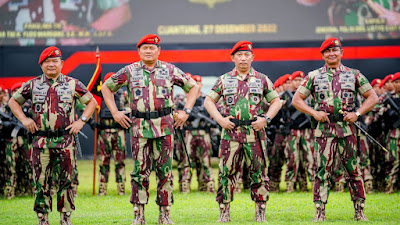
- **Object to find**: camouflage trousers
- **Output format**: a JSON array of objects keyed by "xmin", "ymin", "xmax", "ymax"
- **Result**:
[
  {"xmin": 5, "ymin": 136, "xmax": 33, "ymax": 190},
  {"xmin": 130, "ymin": 135, "xmax": 174, "ymax": 206},
  {"xmin": 268, "ymin": 133, "xmax": 286, "ymax": 183},
  {"xmin": 99, "ymin": 129, "xmax": 126, "ymax": 183},
  {"xmin": 216, "ymin": 139, "xmax": 269, "ymax": 203},
  {"xmin": 176, "ymin": 130, "xmax": 214, "ymax": 186},
  {"xmin": 385, "ymin": 136, "xmax": 400, "ymax": 184},
  {"xmin": 332, "ymin": 134, "xmax": 372, "ymax": 183},
  {"xmin": 32, "ymin": 147, "xmax": 75, "ymax": 213},
  {"xmin": 314, "ymin": 135, "xmax": 365, "ymax": 204},
  {"xmin": 284, "ymin": 129, "xmax": 315, "ymax": 183}
]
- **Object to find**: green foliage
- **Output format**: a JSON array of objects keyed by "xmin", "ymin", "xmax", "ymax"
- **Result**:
[{"xmin": 1, "ymin": 159, "xmax": 399, "ymax": 224}]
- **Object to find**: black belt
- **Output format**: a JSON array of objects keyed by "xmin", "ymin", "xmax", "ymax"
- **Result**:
[
  {"xmin": 327, "ymin": 114, "xmax": 344, "ymax": 123},
  {"xmin": 33, "ymin": 130, "xmax": 70, "ymax": 138},
  {"xmin": 131, "ymin": 107, "xmax": 172, "ymax": 120},
  {"xmin": 230, "ymin": 119, "xmax": 256, "ymax": 127},
  {"xmin": 97, "ymin": 124, "xmax": 125, "ymax": 129}
]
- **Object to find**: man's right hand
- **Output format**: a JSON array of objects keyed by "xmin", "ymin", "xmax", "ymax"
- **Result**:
[
  {"xmin": 217, "ymin": 115, "xmax": 235, "ymax": 130},
  {"xmin": 22, "ymin": 118, "xmax": 38, "ymax": 133},
  {"xmin": 312, "ymin": 111, "xmax": 330, "ymax": 123},
  {"xmin": 113, "ymin": 111, "xmax": 132, "ymax": 129}
]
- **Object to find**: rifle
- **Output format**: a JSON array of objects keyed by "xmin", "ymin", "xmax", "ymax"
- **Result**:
[
  {"xmin": 384, "ymin": 94, "xmax": 400, "ymax": 128},
  {"xmin": 0, "ymin": 111, "xmax": 28, "ymax": 138}
]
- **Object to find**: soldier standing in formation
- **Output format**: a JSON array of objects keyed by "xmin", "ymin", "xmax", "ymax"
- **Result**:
[
  {"xmin": 101, "ymin": 34, "xmax": 199, "ymax": 224},
  {"xmin": 204, "ymin": 41, "xmax": 281, "ymax": 222},
  {"xmin": 8, "ymin": 46, "xmax": 97, "ymax": 225},
  {"xmin": 292, "ymin": 37, "xmax": 378, "ymax": 221},
  {"xmin": 98, "ymin": 72, "xmax": 130, "ymax": 196}
]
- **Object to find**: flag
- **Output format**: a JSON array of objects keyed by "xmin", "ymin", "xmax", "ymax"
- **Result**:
[{"xmin": 87, "ymin": 46, "xmax": 102, "ymax": 108}]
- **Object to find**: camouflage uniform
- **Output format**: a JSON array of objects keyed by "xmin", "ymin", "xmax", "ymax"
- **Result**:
[
  {"xmin": 98, "ymin": 89, "xmax": 130, "ymax": 195},
  {"xmin": 297, "ymin": 64, "xmax": 371, "ymax": 211},
  {"xmin": 105, "ymin": 60, "xmax": 196, "ymax": 207},
  {"xmin": 12, "ymin": 74, "xmax": 93, "ymax": 214},
  {"xmin": 0, "ymin": 102, "xmax": 7, "ymax": 196},
  {"xmin": 208, "ymin": 67, "xmax": 278, "ymax": 204}
]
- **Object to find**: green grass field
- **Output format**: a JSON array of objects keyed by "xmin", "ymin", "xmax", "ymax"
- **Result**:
[{"xmin": 1, "ymin": 159, "xmax": 400, "ymax": 225}]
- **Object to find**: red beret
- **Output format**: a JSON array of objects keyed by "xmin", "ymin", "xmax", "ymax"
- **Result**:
[
  {"xmin": 392, "ymin": 72, "xmax": 400, "ymax": 82},
  {"xmin": 230, "ymin": 41, "xmax": 253, "ymax": 55},
  {"xmin": 370, "ymin": 79, "xmax": 381, "ymax": 87},
  {"xmin": 192, "ymin": 75, "xmax": 202, "ymax": 82},
  {"xmin": 11, "ymin": 82, "xmax": 23, "ymax": 92},
  {"xmin": 320, "ymin": 37, "xmax": 342, "ymax": 53},
  {"xmin": 137, "ymin": 34, "xmax": 160, "ymax": 48},
  {"xmin": 281, "ymin": 74, "xmax": 291, "ymax": 83},
  {"xmin": 274, "ymin": 77, "xmax": 282, "ymax": 88},
  {"xmin": 291, "ymin": 71, "xmax": 305, "ymax": 80},
  {"xmin": 379, "ymin": 74, "xmax": 393, "ymax": 88},
  {"xmin": 38, "ymin": 46, "xmax": 62, "ymax": 64},
  {"xmin": 104, "ymin": 72, "xmax": 115, "ymax": 82}
]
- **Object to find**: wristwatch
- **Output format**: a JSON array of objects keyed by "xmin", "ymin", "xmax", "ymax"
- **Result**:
[
  {"xmin": 355, "ymin": 111, "xmax": 361, "ymax": 117},
  {"xmin": 80, "ymin": 116, "xmax": 88, "ymax": 123},
  {"xmin": 265, "ymin": 116, "xmax": 272, "ymax": 124},
  {"xmin": 183, "ymin": 108, "xmax": 192, "ymax": 115}
]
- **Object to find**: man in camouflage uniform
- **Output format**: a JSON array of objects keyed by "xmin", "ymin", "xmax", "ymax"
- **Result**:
[
  {"xmin": 0, "ymin": 85, "xmax": 8, "ymax": 196},
  {"xmin": 292, "ymin": 37, "xmax": 378, "ymax": 221},
  {"xmin": 101, "ymin": 34, "xmax": 199, "ymax": 225},
  {"xmin": 4, "ymin": 82, "xmax": 34, "ymax": 199},
  {"xmin": 174, "ymin": 74, "xmax": 216, "ymax": 193},
  {"xmin": 382, "ymin": 72, "xmax": 400, "ymax": 194},
  {"xmin": 284, "ymin": 71, "xmax": 316, "ymax": 193},
  {"xmin": 8, "ymin": 46, "xmax": 97, "ymax": 225},
  {"xmin": 204, "ymin": 41, "xmax": 281, "ymax": 222},
  {"xmin": 98, "ymin": 72, "xmax": 130, "ymax": 196}
]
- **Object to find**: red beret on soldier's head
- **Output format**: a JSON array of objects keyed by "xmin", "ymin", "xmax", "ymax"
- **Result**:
[
  {"xmin": 379, "ymin": 74, "xmax": 393, "ymax": 88},
  {"xmin": 11, "ymin": 82, "xmax": 23, "ymax": 92},
  {"xmin": 370, "ymin": 78, "xmax": 381, "ymax": 87},
  {"xmin": 320, "ymin": 37, "xmax": 342, "ymax": 53},
  {"xmin": 192, "ymin": 75, "xmax": 202, "ymax": 82},
  {"xmin": 136, "ymin": 34, "xmax": 161, "ymax": 48},
  {"xmin": 291, "ymin": 71, "xmax": 305, "ymax": 80},
  {"xmin": 391, "ymin": 72, "xmax": 400, "ymax": 82},
  {"xmin": 281, "ymin": 74, "xmax": 291, "ymax": 83},
  {"xmin": 230, "ymin": 41, "xmax": 253, "ymax": 55},
  {"xmin": 104, "ymin": 72, "xmax": 115, "ymax": 82},
  {"xmin": 38, "ymin": 46, "xmax": 62, "ymax": 64},
  {"xmin": 273, "ymin": 77, "xmax": 282, "ymax": 88}
]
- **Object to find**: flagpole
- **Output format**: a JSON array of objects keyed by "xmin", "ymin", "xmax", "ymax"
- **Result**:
[{"xmin": 92, "ymin": 46, "xmax": 100, "ymax": 195}]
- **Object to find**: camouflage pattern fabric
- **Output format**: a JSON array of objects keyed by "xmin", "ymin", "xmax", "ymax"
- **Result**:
[
  {"xmin": 386, "ymin": 135, "xmax": 400, "ymax": 184},
  {"xmin": 12, "ymin": 74, "xmax": 93, "ymax": 213},
  {"xmin": 129, "ymin": 135, "xmax": 174, "ymax": 206},
  {"xmin": 268, "ymin": 132, "xmax": 286, "ymax": 183},
  {"xmin": 284, "ymin": 128, "xmax": 315, "ymax": 183},
  {"xmin": 98, "ymin": 127, "xmax": 126, "ymax": 183},
  {"xmin": 208, "ymin": 67, "xmax": 278, "ymax": 204}
]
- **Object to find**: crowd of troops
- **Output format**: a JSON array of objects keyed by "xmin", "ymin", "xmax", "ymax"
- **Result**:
[{"xmin": 1, "ymin": 35, "xmax": 400, "ymax": 224}]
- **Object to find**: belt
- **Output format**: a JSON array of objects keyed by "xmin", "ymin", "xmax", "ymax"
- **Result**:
[
  {"xmin": 97, "ymin": 124, "xmax": 125, "ymax": 129},
  {"xmin": 131, "ymin": 107, "xmax": 172, "ymax": 120},
  {"xmin": 33, "ymin": 130, "xmax": 70, "ymax": 137},
  {"xmin": 327, "ymin": 114, "xmax": 344, "ymax": 123},
  {"xmin": 230, "ymin": 119, "xmax": 256, "ymax": 127}
]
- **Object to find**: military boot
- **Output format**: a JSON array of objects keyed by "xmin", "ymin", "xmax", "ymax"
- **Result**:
[
  {"xmin": 312, "ymin": 202, "xmax": 326, "ymax": 222},
  {"xmin": 5, "ymin": 185, "xmax": 15, "ymax": 200},
  {"xmin": 335, "ymin": 182, "xmax": 345, "ymax": 193},
  {"xmin": 118, "ymin": 182, "xmax": 126, "ymax": 196},
  {"xmin": 98, "ymin": 182, "xmax": 107, "ymax": 196},
  {"xmin": 60, "ymin": 212, "xmax": 73, "ymax": 225},
  {"xmin": 131, "ymin": 204, "xmax": 145, "ymax": 224},
  {"xmin": 353, "ymin": 200, "xmax": 368, "ymax": 221},
  {"xmin": 269, "ymin": 181, "xmax": 280, "ymax": 193},
  {"xmin": 286, "ymin": 181, "xmax": 295, "ymax": 193},
  {"xmin": 217, "ymin": 203, "xmax": 231, "ymax": 223},
  {"xmin": 71, "ymin": 183, "xmax": 78, "ymax": 197},
  {"xmin": 37, "ymin": 213, "xmax": 49, "ymax": 225},
  {"xmin": 385, "ymin": 182, "xmax": 394, "ymax": 194},
  {"xmin": 299, "ymin": 181, "xmax": 308, "ymax": 192},
  {"xmin": 198, "ymin": 182, "xmax": 207, "ymax": 192},
  {"xmin": 158, "ymin": 206, "xmax": 174, "ymax": 224},
  {"xmin": 254, "ymin": 201, "xmax": 267, "ymax": 222},
  {"xmin": 180, "ymin": 181, "xmax": 190, "ymax": 193},
  {"xmin": 365, "ymin": 180, "xmax": 373, "ymax": 194},
  {"xmin": 206, "ymin": 181, "xmax": 215, "ymax": 193}
]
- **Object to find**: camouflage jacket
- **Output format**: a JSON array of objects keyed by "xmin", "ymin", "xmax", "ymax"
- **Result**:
[
  {"xmin": 105, "ymin": 60, "xmax": 196, "ymax": 138},
  {"xmin": 297, "ymin": 64, "xmax": 372, "ymax": 138},
  {"xmin": 208, "ymin": 67, "xmax": 278, "ymax": 143},
  {"xmin": 383, "ymin": 92, "xmax": 400, "ymax": 138},
  {"xmin": 12, "ymin": 74, "xmax": 93, "ymax": 148},
  {"xmin": 100, "ymin": 89, "xmax": 131, "ymax": 132}
]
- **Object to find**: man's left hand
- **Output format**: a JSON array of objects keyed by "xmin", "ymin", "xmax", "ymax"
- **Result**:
[
  {"xmin": 343, "ymin": 111, "xmax": 358, "ymax": 124},
  {"xmin": 66, "ymin": 120, "xmax": 85, "ymax": 135},
  {"xmin": 174, "ymin": 110, "xmax": 189, "ymax": 129},
  {"xmin": 251, "ymin": 116, "xmax": 267, "ymax": 131}
]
